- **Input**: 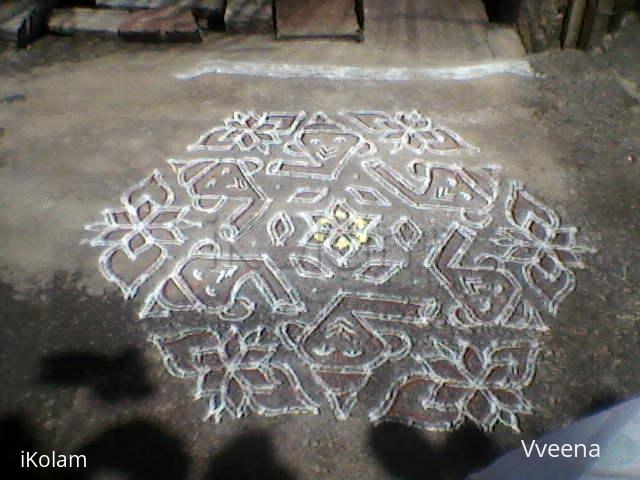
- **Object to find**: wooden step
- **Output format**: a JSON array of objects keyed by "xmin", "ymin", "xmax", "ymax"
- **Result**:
[
  {"xmin": 0, "ymin": 0, "xmax": 53, "ymax": 48},
  {"xmin": 225, "ymin": 0, "xmax": 273, "ymax": 34},
  {"xmin": 49, "ymin": 4, "xmax": 202, "ymax": 42},
  {"xmin": 96, "ymin": 0, "xmax": 176, "ymax": 9},
  {"xmin": 119, "ymin": 4, "xmax": 201, "ymax": 42},
  {"xmin": 96, "ymin": 0, "xmax": 224, "ymax": 30},
  {"xmin": 275, "ymin": 0, "xmax": 361, "ymax": 40},
  {"xmin": 49, "ymin": 8, "xmax": 130, "ymax": 37}
]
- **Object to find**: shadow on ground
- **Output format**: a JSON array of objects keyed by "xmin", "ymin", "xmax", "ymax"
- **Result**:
[
  {"xmin": 0, "ymin": 274, "xmax": 636, "ymax": 479},
  {"xmin": 369, "ymin": 422, "xmax": 501, "ymax": 480},
  {"xmin": 1, "ymin": 415, "xmax": 295, "ymax": 480},
  {"xmin": 203, "ymin": 431, "xmax": 297, "ymax": 480},
  {"xmin": 1, "ymin": 415, "xmax": 189, "ymax": 480},
  {"xmin": 40, "ymin": 347, "xmax": 153, "ymax": 402},
  {"xmin": 0, "ymin": 275, "xmax": 294, "ymax": 479},
  {"xmin": 579, "ymin": 391, "xmax": 625, "ymax": 417}
]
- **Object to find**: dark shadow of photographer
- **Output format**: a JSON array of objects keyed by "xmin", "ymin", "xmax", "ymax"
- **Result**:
[
  {"xmin": 203, "ymin": 430, "xmax": 297, "ymax": 480},
  {"xmin": 369, "ymin": 422, "xmax": 500, "ymax": 480}
]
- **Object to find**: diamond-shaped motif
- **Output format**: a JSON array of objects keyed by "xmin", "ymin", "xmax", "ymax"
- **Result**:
[
  {"xmin": 346, "ymin": 185, "xmax": 391, "ymax": 207},
  {"xmin": 353, "ymin": 258, "xmax": 406, "ymax": 285},
  {"xmin": 290, "ymin": 254, "xmax": 334, "ymax": 280},
  {"xmin": 267, "ymin": 212, "xmax": 295, "ymax": 247},
  {"xmin": 390, "ymin": 216, "xmax": 423, "ymax": 252},
  {"xmin": 288, "ymin": 187, "xmax": 329, "ymax": 204}
]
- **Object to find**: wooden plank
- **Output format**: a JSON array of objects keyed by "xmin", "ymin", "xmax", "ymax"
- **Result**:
[
  {"xmin": 225, "ymin": 0, "xmax": 273, "ymax": 34},
  {"xmin": 0, "ymin": 0, "xmax": 52, "ymax": 48},
  {"xmin": 97, "ymin": 1, "xmax": 225, "ymax": 31},
  {"xmin": 96, "ymin": 0, "xmax": 176, "ymax": 9},
  {"xmin": 487, "ymin": 25, "xmax": 526, "ymax": 58},
  {"xmin": 192, "ymin": 0, "xmax": 225, "ymax": 30},
  {"xmin": 49, "ymin": 8, "xmax": 130, "ymax": 37},
  {"xmin": 578, "ymin": 0, "xmax": 620, "ymax": 50},
  {"xmin": 275, "ymin": 0, "xmax": 361, "ymax": 40},
  {"xmin": 364, "ymin": 0, "xmax": 492, "ymax": 62},
  {"xmin": 119, "ymin": 4, "xmax": 201, "ymax": 42}
]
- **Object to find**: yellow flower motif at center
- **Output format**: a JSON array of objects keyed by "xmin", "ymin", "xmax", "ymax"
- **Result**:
[
  {"xmin": 335, "ymin": 236, "xmax": 351, "ymax": 250},
  {"xmin": 304, "ymin": 200, "xmax": 382, "ymax": 265},
  {"xmin": 354, "ymin": 233, "xmax": 369, "ymax": 245},
  {"xmin": 352, "ymin": 217, "xmax": 369, "ymax": 230},
  {"xmin": 334, "ymin": 208, "xmax": 349, "ymax": 221}
]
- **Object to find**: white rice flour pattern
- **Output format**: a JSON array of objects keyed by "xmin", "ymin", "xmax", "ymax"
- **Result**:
[{"xmin": 85, "ymin": 111, "xmax": 594, "ymax": 432}]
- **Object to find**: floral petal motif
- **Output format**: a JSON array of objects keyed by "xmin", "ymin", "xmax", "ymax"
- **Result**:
[
  {"xmin": 106, "ymin": 209, "xmax": 133, "ymax": 225},
  {"xmin": 374, "ymin": 339, "xmax": 539, "ymax": 432},
  {"xmin": 147, "ymin": 227, "xmax": 180, "ymax": 243},
  {"xmin": 149, "ymin": 329, "xmax": 220, "ymax": 378},
  {"xmin": 124, "ymin": 170, "xmax": 174, "ymax": 209},
  {"xmin": 125, "ymin": 232, "xmax": 146, "ymax": 253},
  {"xmin": 462, "ymin": 345, "xmax": 485, "ymax": 377},
  {"xmin": 150, "ymin": 326, "xmax": 318, "ymax": 423},
  {"xmin": 344, "ymin": 110, "xmax": 478, "ymax": 156},
  {"xmin": 369, "ymin": 375, "xmax": 464, "ymax": 431},
  {"xmin": 223, "ymin": 375, "xmax": 250, "ymax": 418},
  {"xmin": 488, "ymin": 343, "xmax": 540, "ymax": 386},
  {"xmin": 433, "ymin": 383, "xmax": 471, "ymax": 405},
  {"xmin": 428, "ymin": 359, "xmax": 467, "ymax": 383},
  {"xmin": 221, "ymin": 328, "xmax": 244, "ymax": 363},
  {"xmin": 524, "ymin": 259, "xmax": 576, "ymax": 315},
  {"xmin": 148, "ymin": 210, "xmax": 180, "ymax": 224},
  {"xmin": 85, "ymin": 171, "xmax": 197, "ymax": 298},
  {"xmin": 189, "ymin": 111, "xmax": 305, "ymax": 154},
  {"xmin": 94, "ymin": 225, "xmax": 132, "ymax": 245},
  {"xmin": 505, "ymin": 182, "xmax": 560, "ymax": 236},
  {"xmin": 199, "ymin": 368, "xmax": 226, "ymax": 395},
  {"xmin": 237, "ymin": 366, "xmax": 275, "ymax": 390},
  {"xmin": 251, "ymin": 364, "xmax": 320, "ymax": 416},
  {"xmin": 501, "ymin": 300, "xmax": 548, "ymax": 331},
  {"xmin": 496, "ymin": 181, "xmax": 595, "ymax": 317},
  {"xmin": 465, "ymin": 390, "xmax": 495, "ymax": 427},
  {"xmin": 506, "ymin": 245, "xmax": 542, "ymax": 263}
]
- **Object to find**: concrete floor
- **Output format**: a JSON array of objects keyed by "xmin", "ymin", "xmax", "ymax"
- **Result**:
[{"xmin": 1, "ymin": 14, "xmax": 639, "ymax": 480}]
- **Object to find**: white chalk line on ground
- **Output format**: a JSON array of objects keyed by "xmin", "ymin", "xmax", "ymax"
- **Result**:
[{"xmin": 175, "ymin": 59, "xmax": 536, "ymax": 82}]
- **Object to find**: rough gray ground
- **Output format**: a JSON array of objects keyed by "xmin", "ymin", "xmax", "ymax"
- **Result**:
[{"xmin": 0, "ymin": 24, "xmax": 639, "ymax": 480}]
